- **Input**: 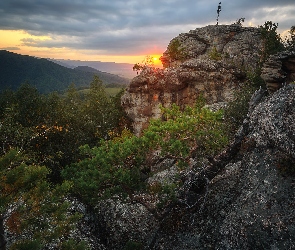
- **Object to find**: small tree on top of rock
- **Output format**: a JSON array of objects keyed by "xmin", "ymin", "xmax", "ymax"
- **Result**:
[
  {"xmin": 284, "ymin": 25, "xmax": 295, "ymax": 51},
  {"xmin": 234, "ymin": 17, "xmax": 245, "ymax": 26},
  {"xmin": 166, "ymin": 39, "xmax": 187, "ymax": 64},
  {"xmin": 133, "ymin": 55, "xmax": 155, "ymax": 75},
  {"xmin": 259, "ymin": 21, "xmax": 284, "ymax": 63},
  {"xmin": 216, "ymin": 2, "xmax": 221, "ymax": 25}
]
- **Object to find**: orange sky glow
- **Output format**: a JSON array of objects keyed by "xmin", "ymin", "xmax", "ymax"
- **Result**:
[{"xmin": 0, "ymin": 29, "xmax": 163, "ymax": 67}]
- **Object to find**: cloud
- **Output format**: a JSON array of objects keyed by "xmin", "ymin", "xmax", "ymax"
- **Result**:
[
  {"xmin": 0, "ymin": 46, "xmax": 20, "ymax": 50},
  {"xmin": 0, "ymin": 0, "xmax": 294, "ymax": 57}
]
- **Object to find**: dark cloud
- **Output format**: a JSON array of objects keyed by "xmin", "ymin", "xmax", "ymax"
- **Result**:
[{"xmin": 0, "ymin": 0, "xmax": 294, "ymax": 57}]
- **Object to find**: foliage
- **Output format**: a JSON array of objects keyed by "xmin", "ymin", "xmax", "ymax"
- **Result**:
[
  {"xmin": 156, "ymin": 182, "xmax": 180, "ymax": 209},
  {"xmin": 234, "ymin": 18, "xmax": 245, "ymax": 26},
  {"xmin": 132, "ymin": 63, "xmax": 144, "ymax": 74},
  {"xmin": 147, "ymin": 100, "xmax": 228, "ymax": 164},
  {"xmin": 0, "ymin": 150, "xmax": 88, "ymax": 249},
  {"xmin": 62, "ymin": 96, "xmax": 228, "ymax": 205},
  {"xmin": 167, "ymin": 39, "xmax": 187, "ymax": 63},
  {"xmin": 224, "ymin": 66, "xmax": 265, "ymax": 137},
  {"xmin": 141, "ymin": 55, "xmax": 155, "ymax": 67},
  {"xmin": 123, "ymin": 241, "xmax": 143, "ymax": 250},
  {"xmin": 133, "ymin": 55, "xmax": 155, "ymax": 74},
  {"xmin": 0, "ymin": 77, "xmax": 129, "ymax": 183},
  {"xmin": 259, "ymin": 21, "xmax": 284, "ymax": 63},
  {"xmin": 283, "ymin": 26, "xmax": 295, "ymax": 51},
  {"xmin": 209, "ymin": 46, "xmax": 222, "ymax": 61},
  {"xmin": 224, "ymin": 21, "xmax": 285, "ymax": 136}
]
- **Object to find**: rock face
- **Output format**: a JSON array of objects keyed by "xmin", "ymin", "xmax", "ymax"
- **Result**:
[
  {"xmin": 151, "ymin": 83, "xmax": 295, "ymax": 249},
  {"xmin": 261, "ymin": 50, "xmax": 295, "ymax": 85},
  {"xmin": 122, "ymin": 24, "xmax": 263, "ymax": 135},
  {"xmin": 75, "ymin": 51, "xmax": 295, "ymax": 250},
  {"xmin": 95, "ymin": 198, "xmax": 159, "ymax": 249},
  {"xmin": 86, "ymin": 82, "xmax": 295, "ymax": 250}
]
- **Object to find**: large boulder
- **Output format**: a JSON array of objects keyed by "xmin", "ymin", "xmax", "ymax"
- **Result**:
[
  {"xmin": 95, "ymin": 197, "xmax": 159, "ymax": 249},
  {"xmin": 152, "ymin": 83, "xmax": 295, "ymax": 249},
  {"xmin": 122, "ymin": 24, "xmax": 263, "ymax": 135},
  {"xmin": 261, "ymin": 50, "xmax": 295, "ymax": 85}
]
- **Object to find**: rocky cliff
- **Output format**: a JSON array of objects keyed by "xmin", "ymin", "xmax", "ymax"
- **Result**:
[
  {"xmin": 122, "ymin": 24, "xmax": 263, "ymax": 135},
  {"xmin": 151, "ymin": 82, "xmax": 295, "ymax": 249},
  {"xmin": 93, "ymin": 82, "xmax": 295, "ymax": 250}
]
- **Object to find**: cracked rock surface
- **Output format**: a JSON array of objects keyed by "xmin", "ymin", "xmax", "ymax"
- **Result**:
[{"xmin": 152, "ymin": 84, "xmax": 295, "ymax": 249}]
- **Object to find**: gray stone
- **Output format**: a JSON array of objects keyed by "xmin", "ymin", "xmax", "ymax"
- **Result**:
[
  {"xmin": 152, "ymin": 84, "xmax": 295, "ymax": 250},
  {"xmin": 95, "ymin": 197, "xmax": 159, "ymax": 249},
  {"xmin": 122, "ymin": 24, "xmax": 263, "ymax": 135}
]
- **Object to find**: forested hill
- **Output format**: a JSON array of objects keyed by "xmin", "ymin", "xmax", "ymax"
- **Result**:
[{"xmin": 0, "ymin": 50, "xmax": 130, "ymax": 94}]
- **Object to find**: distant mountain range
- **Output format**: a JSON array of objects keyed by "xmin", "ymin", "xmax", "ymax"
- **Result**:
[
  {"xmin": 50, "ymin": 59, "xmax": 137, "ymax": 79},
  {"xmin": 0, "ymin": 50, "xmax": 131, "ymax": 94}
]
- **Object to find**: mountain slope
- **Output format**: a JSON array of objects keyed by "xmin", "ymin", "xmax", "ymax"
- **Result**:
[
  {"xmin": 50, "ymin": 59, "xmax": 136, "ymax": 79},
  {"xmin": 0, "ymin": 50, "xmax": 129, "ymax": 93},
  {"xmin": 74, "ymin": 66, "xmax": 129, "ymax": 86}
]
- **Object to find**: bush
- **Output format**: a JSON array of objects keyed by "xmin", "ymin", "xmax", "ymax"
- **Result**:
[
  {"xmin": 259, "ymin": 21, "xmax": 284, "ymax": 63},
  {"xmin": 0, "ymin": 150, "xmax": 88, "ymax": 249},
  {"xmin": 62, "ymin": 96, "xmax": 228, "ymax": 204},
  {"xmin": 167, "ymin": 39, "xmax": 187, "ymax": 62},
  {"xmin": 209, "ymin": 46, "xmax": 222, "ymax": 61}
]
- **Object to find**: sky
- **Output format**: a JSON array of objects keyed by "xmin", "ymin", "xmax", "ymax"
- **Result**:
[{"xmin": 0, "ymin": 0, "xmax": 294, "ymax": 65}]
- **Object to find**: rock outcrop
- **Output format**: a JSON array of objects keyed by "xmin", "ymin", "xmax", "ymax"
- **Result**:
[
  {"xmin": 122, "ymin": 24, "xmax": 263, "ymax": 135},
  {"xmin": 151, "ymin": 83, "xmax": 295, "ymax": 249},
  {"xmin": 261, "ymin": 50, "xmax": 295, "ymax": 85},
  {"xmin": 59, "ymin": 38, "xmax": 295, "ymax": 250},
  {"xmin": 88, "ymin": 81, "xmax": 295, "ymax": 250},
  {"xmin": 97, "ymin": 49, "xmax": 295, "ymax": 249},
  {"xmin": 95, "ymin": 198, "xmax": 159, "ymax": 249}
]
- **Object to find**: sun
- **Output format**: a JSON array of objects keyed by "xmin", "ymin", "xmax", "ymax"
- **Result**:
[{"xmin": 151, "ymin": 55, "xmax": 162, "ymax": 67}]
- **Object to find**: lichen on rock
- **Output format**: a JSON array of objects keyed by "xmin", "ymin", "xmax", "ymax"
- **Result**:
[{"xmin": 151, "ymin": 83, "xmax": 295, "ymax": 250}]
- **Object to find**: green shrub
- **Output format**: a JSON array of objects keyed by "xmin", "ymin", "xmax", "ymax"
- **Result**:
[
  {"xmin": 0, "ymin": 150, "xmax": 88, "ymax": 249},
  {"xmin": 167, "ymin": 39, "xmax": 187, "ymax": 62},
  {"xmin": 224, "ymin": 66, "xmax": 264, "ymax": 138},
  {"xmin": 62, "ymin": 96, "xmax": 228, "ymax": 204},
  {"xmin": 259, "ymin": 21, "xmax": 284, "ymax": 63},
  {"xmin": 10, "ymin": 239, "xmax": 42, "ymax": 250},
  {"xmin": 209, "ymin": 46, "xmax": 222, "ymax": 60}
]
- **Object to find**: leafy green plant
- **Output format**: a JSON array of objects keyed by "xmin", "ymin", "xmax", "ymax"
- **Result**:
[
  {"xmin": 224, "ymin": 82, "xmax": 259, "ymax": 138},
  {"xmin": 259, "ymin": 21, "xmax": 284, "ymax": 63},
  {"xmin": 234, "ymin": 17, "xmax": 245, "ymax": 26},
  {"xmin": 156, "ymin": 182, "xmax": 180, "ymax": 209},
  {"xmin": 147, "ymin": 101, "xmax": 228, "ymax": 166},
  {"xmin": 283, "ymin": 26, "xmax": 295, "ymax": 51},
  {"xmin": 0, "ymin": 77, "xmax": 129, "ymax": 183},
  {"xmin": 209, "ymin": 46, "xmax": 222, "ymax": 61},
  {"xmin": 62, "ymin": 96, "xmax": 228, "ymax": 204},
  {"xmin": 0, "ymin": 150, "xmax": 88, "ymax": 249},
  {"xmin": 132, "ymin": 63, "xmax": 144, "ymax": 74},
  {"xmin": 133, "ymin": 55, "xmax": 156, "ymax": 74},
  {"xmin": 167, "ymin": 39, "xmax": 187, "ymax": 62}
]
